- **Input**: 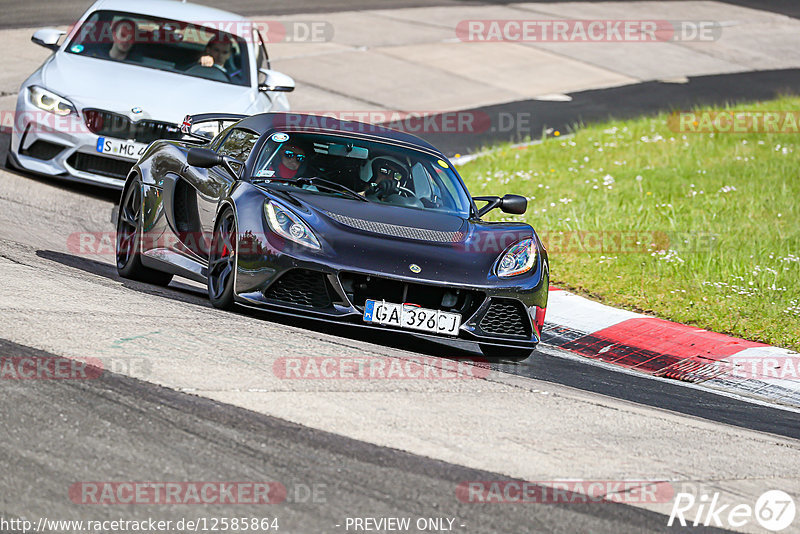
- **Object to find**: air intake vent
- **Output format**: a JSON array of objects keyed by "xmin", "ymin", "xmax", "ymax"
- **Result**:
[
  {"xmin": 264, "ymin": 269, "xmax": 332, "ymax": 308},
  {"xmin": 325, "ymin": 211, "xmax": 464, "ymax": 243},
  {"xmin": 67, "ymin": 152, "xmax": 133, "ymax": 179},
  {"xmin": 479, "ymin": 299, "xmax": 531, "ymax": 338},
  {"xmin": 20, "ymin": 140, "xmax": 65, "ymax": 160}
]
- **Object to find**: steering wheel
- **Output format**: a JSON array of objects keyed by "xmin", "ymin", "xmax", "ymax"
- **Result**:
[
  {"xmin": 395, "ymin": 184, "xmax": 416, "ymax": 197},
  {"xmin": 185, "ymin": 64, "xmax": 230, "ymax": 83},
  {"xmin": 369, "ymin": 180, "xmax": 415, "ymax": 200}
]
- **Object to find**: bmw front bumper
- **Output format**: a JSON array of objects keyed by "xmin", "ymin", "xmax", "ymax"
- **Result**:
[{"xmin": 10, "ymin": 91, "xmax": 143, "ymax": 189}]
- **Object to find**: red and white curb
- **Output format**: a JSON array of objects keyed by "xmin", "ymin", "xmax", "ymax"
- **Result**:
[{"xmin": 542, "ymin": 288, "xmax": 800, "ymax": 408}]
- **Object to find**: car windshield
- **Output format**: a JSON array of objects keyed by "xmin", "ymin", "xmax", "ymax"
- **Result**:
[
  {"xmin": 65, "ymin": 10, "xmax": 251, "ymax": 87},
  {"xmin": 251, "ymin": 132, "xmax": 473, "ymax": 218}
]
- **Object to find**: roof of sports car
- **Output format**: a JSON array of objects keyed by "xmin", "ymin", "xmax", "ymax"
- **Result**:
[{"xmin": 240, "ymin": 113, "xmax": 443, "ymax": 155}]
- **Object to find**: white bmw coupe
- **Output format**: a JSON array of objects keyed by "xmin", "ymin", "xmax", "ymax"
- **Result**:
[{"xmin": 9, "ymin": 0, "xmax": 296, "ymax": 189}]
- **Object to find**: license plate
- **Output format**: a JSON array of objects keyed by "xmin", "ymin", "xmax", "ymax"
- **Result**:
[
  {"xmin": 96, "ymin": 137, "xmax": 147, "ymax": 160},
  {"xmin": 363, "ymin": 300, "xmax": 462, "ymax": 336}
]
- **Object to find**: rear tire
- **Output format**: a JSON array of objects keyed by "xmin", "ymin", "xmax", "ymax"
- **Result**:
[
  {"xmin": 116, "ymin": 178, "xmax": 173, "ymax": 286},
  {"xmin": 207, "ymin": 207, "xmax": 237, "ymax": 310},
  {"xmin": 479, "ymin": 344, "xmax": 534, "ymax": 362}
]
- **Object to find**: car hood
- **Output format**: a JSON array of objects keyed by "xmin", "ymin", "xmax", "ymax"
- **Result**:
[
  {"xmin": 41, "ymin": 52, "xmax": 258, "ymax": 124},
  {"xmin": 278, "ymin": 191, "xmax": 535, "ymax": 285}
]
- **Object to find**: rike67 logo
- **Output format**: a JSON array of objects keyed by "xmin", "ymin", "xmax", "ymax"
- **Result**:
[{"xmin": 669, "ymin": 490, "xmax": 796, "ymax": 531}]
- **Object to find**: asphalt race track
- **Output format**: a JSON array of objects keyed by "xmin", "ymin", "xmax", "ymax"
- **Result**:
[{"xmin": 1, "ymin": 338, "xmax": 737, "ymax": 534}]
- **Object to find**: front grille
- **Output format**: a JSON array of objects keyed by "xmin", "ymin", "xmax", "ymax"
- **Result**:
[
  {"xmin": 479, "ymin": 299, "xmax": 531, "ymax": 338},
  {"xmin": 325, "ymin": 212, "xmax": 464, "ymax": 243},
  {"xmin": 20, "ymin": 140, "xmax": 65, "ymax": 160},
  {"xmin": 339, "ymin": 272, "xmax": 484, "ymax": 318},
  {"xmin": 67, "ymin": 152, "xmax": 133, "ymax": 179},
  {"xmin": 84, "ymin": 109, "xmax": 182, "ymax": 144},
  {"xmin": 265, "ymin": 269, "xmax": 332, "ymax": 308}
]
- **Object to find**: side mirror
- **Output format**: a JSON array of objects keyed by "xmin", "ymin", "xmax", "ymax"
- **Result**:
[
  {"xmin": 473, "ymin": 194, "xmax": 528, "ymax": 217},
  {"xmin": 187, "ymin": 147, "xmax": 243, "ymax": 180},
  {"xmin": 32, "ymin": 28, "xmax": 66, "ymax": 51},
  {"xmin": 258, "ymin": 68, "xmax": 295, "ymax": 92},
  {"xmin": 187, "ymin": 147, "xmax": 222, "ymax": 168},
  {"xmin": 499, "ymin": 194, "xmax": 527, "ymax": 214}
]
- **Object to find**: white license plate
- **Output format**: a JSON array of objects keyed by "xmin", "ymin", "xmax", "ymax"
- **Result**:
[
  {"xmin": 96, "ymin": 137, "xmax": 147, "ymax": 160},
  {"xmin": 363, "ymin": 299, "xmax": 462, "ymax": 336}
]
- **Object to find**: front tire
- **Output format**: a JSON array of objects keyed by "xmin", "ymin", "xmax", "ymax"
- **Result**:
[
  {"xmin": 5, "ymin": 137, "xmax": 18, "ymax": 171},
  {"xmin": 116, "ymin": 178, "xmax": 173, "ymax": 286},
  {"xmin": 207, "ymin": 207, "xmax": 237, "ymax": 310},
  {"xmin": 479, "ymin": 344, "xmax": 534, "ymax": 362},
  {"xmin": 5, "ymin": 150, "xmax": 15, "ymax": 170}
]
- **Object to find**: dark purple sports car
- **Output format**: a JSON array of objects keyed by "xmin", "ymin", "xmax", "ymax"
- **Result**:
[{"xmin": 115, "ymin": 112, "xmax": 549, "ymax": 361}]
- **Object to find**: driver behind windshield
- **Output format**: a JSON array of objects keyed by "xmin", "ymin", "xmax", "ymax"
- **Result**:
[
  {"xmin": 361, "ymin": 156, "xmax": 408, "ymax": 196},
  {"xmin": 196, "ymin": 34, "xmax": 245, "ymax": 83},
  {"xmin": 199, "ymin": 34, "xmax": 232, "ymax": 69},
  {"xmin": 360, "ymin": 156, "xmax": 424, "ymax": 208}
]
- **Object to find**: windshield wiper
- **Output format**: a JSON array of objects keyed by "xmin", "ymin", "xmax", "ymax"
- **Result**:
[
  {"xmin": 256, "ymin": 176, "xmax": 368, "ymax": 202},
  {"xmin": 297, "ymin": 177, "xmax": 368, "ymax": 202}
]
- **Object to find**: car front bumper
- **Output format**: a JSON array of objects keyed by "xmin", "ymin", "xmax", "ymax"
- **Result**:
[
  {"xmin": 10, "ymin": 92, "xmax": 145, "ymax": 189},
  {"xmin": 235, "ymin": 264, "xmax": 547, "ymax": 349}
]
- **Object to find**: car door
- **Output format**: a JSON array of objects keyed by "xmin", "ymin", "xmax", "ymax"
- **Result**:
[{"xmin": 167, "ymin": 127, "xmax": 259, "ymax": 259}]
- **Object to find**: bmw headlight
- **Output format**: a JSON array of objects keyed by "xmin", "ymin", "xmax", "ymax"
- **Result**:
[
  {"xmin": 28, "ymin": 86, "xmax": 76, "ymax": 116},
  {"xmin": 264, "ymin": 200, "xmax": 320, "ymax": 250},
  {"xmin": 496, "ymin": 238, "xmax": 536, "ymax": 278}
]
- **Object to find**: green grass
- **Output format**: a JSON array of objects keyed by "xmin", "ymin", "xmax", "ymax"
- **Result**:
[{"xmin": 457, "ymin": 96, "xmax": 800, "ymax": 350}]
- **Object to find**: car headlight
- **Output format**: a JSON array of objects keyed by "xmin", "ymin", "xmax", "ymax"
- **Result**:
[
  {"xmin": 496, "ymin": 238, "xmax": 536, "ymax": 278},
  {"xmin": 29, "ymin": 86, "xmax": 76, "ymax": 116},
  {"xmin": 264, "ymin": 200, "xmax": 320, "ymax": 250}
]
